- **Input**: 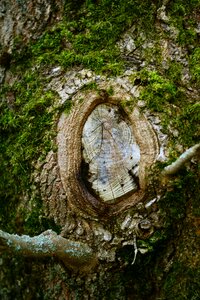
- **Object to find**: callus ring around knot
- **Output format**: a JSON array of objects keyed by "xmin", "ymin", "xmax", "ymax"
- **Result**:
[{"xmin": 57, "ymin": 86, "xmax": 159, "ymax": 218}]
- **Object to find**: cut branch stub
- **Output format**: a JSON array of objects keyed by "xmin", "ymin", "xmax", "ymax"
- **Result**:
[
  {"xmin": 57, "ymin": 84, "xmax": 159, "ymax": 218},
  {"xmin": 82, "ymin": 104, "xmax": 140, "ymax": 203}
]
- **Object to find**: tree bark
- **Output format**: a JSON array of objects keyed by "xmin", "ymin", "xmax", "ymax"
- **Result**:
[
  {"xmin": 1, "ymin": 144, "xmax": 198, "ymax": 269},
  {"xmin": 1, "ymin": 1, "xmax": 199, "ymax": 299},
  {"xmin": 162, "ymin": 143, "xmax": 200, "ymax": 176},
  {"xmin": 0, "ymin": 229, "xmax": 96, "ymax": 271}
]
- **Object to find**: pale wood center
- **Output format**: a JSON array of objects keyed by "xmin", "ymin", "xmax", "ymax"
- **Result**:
[{"xmin": 82, "ymin": 104, "xmax": 140, "ymax": 203}]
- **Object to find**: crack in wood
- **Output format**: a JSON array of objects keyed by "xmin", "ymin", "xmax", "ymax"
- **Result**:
[{"xmin": 82, "ymin": 104, "xmax": 140, "ymax": 203}]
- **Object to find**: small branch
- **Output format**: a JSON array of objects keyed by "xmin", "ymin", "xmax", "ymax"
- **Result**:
[
  {"xmin": 131, "ymin": 235, "xmax": 138, "ymax": 265},
  {"xmin": 162, "ymin": 143, "xmax": 200, "ymax": 176},
  {"xmin": 0, "ymin": 229, "xmax": 97, "ymax": 271}
]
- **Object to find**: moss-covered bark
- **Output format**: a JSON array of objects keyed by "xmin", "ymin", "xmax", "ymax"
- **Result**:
[{"xmin": 0, "ymin": 0, "xmax": 199, "ymax": 299}]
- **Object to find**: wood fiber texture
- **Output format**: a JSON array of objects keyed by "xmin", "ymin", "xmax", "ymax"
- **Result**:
[
  {"xmin": 56, "ymin": 84, "xmax": 159, "ymax": 218},
  {"xmin": 82, "ymin": 104, "xmax": 140, "ymax": 203}
]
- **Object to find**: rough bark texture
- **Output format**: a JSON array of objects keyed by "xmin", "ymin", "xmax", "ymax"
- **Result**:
[
  {"xmin": 0, "ymin": 229, "xmax": 96, "ymax": 271},
  {"xmin": 0, "ymin": 0, "xmax": 200, "ymax": 299},
  {"xmin": 0, "ymin": 0, "xmax": 64, "ymax": 51},
  {"xmin": 55, "ymin": 85, "xmax": 159, "ymax": 220}
]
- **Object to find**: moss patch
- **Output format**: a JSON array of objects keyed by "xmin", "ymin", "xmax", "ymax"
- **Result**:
[
  {"xmin": 167, "ymin": 0, "xmax": 200, "ymax": 46},
  {"xmin": 189, "ymin": 47, "xmax": 200, "ymax": 84},
  {"xmin": 0, "ymin": 70, "xmax": 59, "ymax": 233},
  {"xmin": 0, "ymin": 1, "xmax": 199, "ymax": 298},
  {"xmin": 11, "ymin": 0, "xmax": 160, "ymax": 76},
  {"xmin": 129, "ymin": 68, "xmax": 199, "ymax": 151}
]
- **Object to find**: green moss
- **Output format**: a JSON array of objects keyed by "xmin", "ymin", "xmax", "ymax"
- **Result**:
[
  {"xmin": 11, "ymin": 0, "xmax": 159, "ymax": 76},
  {"xmin": 21, "ymin": 195, "xmax": 61, "ymax": 236},
  {"xmin": 0, "ymin": 70, "xmax": 60, "ymax": 233},
  {"xmin": 167, "ymin": 0, "xmax": 200, "ymax": 46},
  {"xmin": 129, "ymin": 68, "xmax": 199, "ymax": 149},
  {"xmin": 29, "ymin": 20, "xmax": 124, "ymax": 74},
  {"xmin": 175, "ymin": 102, "xmax": 200, "ymax": 145},
  {"xmin": 163, "ymin": 263, "xmax": 200, "ymax": 300},
  {"xmin": 139, "ymin": 70, "xmax": 178, "ymax": 112},
  {"xmin": 0, "ymin": 1, "xmax": 199, "ymax": 298},
  {"xmin": 189, "ymin": 47, "xmax": 200, "ymax": 84},
  {"xmin": 159, "ymin": 176, "xmax": 188, "ymax": 225},
  {"xmin": 107, "ymin": 85, "xmax": 114, "ymax": 96},
  {"xmin": 82, "ymin": 81, "xmax": 98, "ymax": 91},
  {"xmin": 166, "ymin": 61, "xmax": 183, "ymax": 84}
]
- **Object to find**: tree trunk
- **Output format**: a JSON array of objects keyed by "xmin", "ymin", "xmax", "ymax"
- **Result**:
[{"xmin": 0, "ymin": 1, "xmax": 200, "ymax": 299}]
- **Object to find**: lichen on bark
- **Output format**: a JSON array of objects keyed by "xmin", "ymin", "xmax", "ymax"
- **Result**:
[{"xmin": 0, "ymin": 0, "xmax": 200, "ymax": 299}]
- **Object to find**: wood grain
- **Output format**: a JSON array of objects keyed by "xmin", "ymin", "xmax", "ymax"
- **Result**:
[
  {"xmin": 82, "ymin": 104, "xmax": 140, "ymax": 203},
  {"xmin": 57, "ymin": 84, "xmax": 159, "ymax": 218}
]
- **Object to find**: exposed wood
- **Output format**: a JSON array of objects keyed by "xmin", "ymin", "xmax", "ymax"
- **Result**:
[
  {"xmin": 82, "ymin": 104, "xmax": 140, "ymax": 203},
  {"xmin": 57, "ymin": 84, "xmax": 159, "ymax": 217}
]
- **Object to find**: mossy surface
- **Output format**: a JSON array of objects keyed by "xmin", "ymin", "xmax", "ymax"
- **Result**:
[
  {"xmin": 0, "ymin": 0, "xmax": 199, "ymax": 299},
  {"xmin": 0, "ymin": 0, "xmax": 162, "ymax": 233},
  {"xmin": 167, "ymin": 0, "xmax": 200, "ymax": 46},
  {"xmin": 11, "ymin": 0, "xmax": 160, "ymax": 76},
  {"xmin": 117, "ymin": 168, "xmax": 200, "ymax": 300},
  {"xmin": 129, "ymin": 68, "xmax": 199, "ymax": 151},
  {"xmin": 0, "ymin": 70, "xmax": 60, "ymax": 233}
]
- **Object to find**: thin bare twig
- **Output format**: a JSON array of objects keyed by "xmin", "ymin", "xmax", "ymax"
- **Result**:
[{"xmin": 162, "ymin": 143, "xmax": 200, "ymax": 176}]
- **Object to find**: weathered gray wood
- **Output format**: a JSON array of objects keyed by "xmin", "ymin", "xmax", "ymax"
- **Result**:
[
  {"xmin": 162, "ymin": 143, "xmax": 200, "ymax": 176},
  {"xmin": 82, "ymin": 104, "xmax": 140, "ymax": 203},
  {"xmin": 57, "ymin": 86, "xmax": 159, "ymax": 216}
]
